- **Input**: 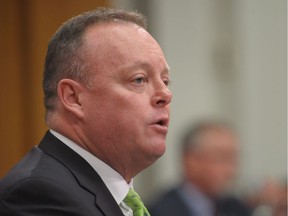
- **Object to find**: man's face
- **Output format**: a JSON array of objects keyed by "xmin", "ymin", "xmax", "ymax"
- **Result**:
[
  {"xmin": 185, "ymin": 129, "xmax": 238, "ymax": 196},
  {"xmin": 79, "ymin": 23, "xmax": 172, "ymax": 175}
]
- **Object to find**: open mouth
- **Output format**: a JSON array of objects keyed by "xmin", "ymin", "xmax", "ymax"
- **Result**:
[
  {"xmin": 153, "ymin": 117, "xmax": 169, "ymax": 128},
  {"xmin": 156, "ymin": 120, "xmax": 165, "ymax": 126}
]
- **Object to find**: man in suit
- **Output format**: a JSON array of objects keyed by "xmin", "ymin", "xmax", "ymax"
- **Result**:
[
  {"xmin": 149, "ymin": 121, "xmax": 252, "ymax": 216},
  {"xmin": 0, "ymin": 8, "xmax": 172, "ymax": 216}
]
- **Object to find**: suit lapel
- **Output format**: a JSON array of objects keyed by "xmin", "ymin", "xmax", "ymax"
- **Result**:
[{"xmin": 38, "ymin": 131, "xmax": 124, "ymax": 216}]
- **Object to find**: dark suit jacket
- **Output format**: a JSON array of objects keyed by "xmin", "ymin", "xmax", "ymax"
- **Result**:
[
  {"xmin": 0, "ymin": 131, "xmax": 124, "ymax": 216},
  {"xmin": 149, "ymin": 187, "xmax": 252, "ymax": 216}
]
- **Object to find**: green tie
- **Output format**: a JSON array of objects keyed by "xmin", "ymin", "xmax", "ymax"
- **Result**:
[{"xmin": 123, "ymin": 188, "xmax": 151, "ymax": 216}]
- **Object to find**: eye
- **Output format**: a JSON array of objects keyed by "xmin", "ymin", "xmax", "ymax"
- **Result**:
[
  {"xmin": 163, "ymin": 78, "xmax": 171, "ymax": 86},
  {"xmin": 133, "ymin": 76, "xmax": 147, "ymax": 84}
]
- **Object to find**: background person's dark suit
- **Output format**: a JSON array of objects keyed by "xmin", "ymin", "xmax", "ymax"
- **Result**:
[
  {"xmin": 150, "ymin": 122, "xmax": 253, "ymax": 216},
  {"xmin": 0, "ymin": 132, "xmax": 124, "ymax": 216},
  {"xmin": 149, "ymin": 187, "xmax": 252, "ymax": 216}
]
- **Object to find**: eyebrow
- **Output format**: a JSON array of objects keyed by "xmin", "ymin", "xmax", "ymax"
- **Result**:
[{"xmin": 121, "ymin": 61, "xmax": 170, "ymax": 75}]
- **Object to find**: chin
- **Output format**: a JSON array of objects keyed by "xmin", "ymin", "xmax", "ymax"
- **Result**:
[{"xmin": 149, "ymin": 139, "xmax": 166, "ymax": 159}]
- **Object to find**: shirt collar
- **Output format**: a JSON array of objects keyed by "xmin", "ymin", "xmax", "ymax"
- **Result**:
[{"xmin": 49, "ymin": 129, "xmax": 132, "ymax": 204}]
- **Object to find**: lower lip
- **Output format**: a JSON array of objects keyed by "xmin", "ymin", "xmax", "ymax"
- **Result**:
[{"xmin": 150, "ymin": 124, "xmax": 168, "ymax": 134}]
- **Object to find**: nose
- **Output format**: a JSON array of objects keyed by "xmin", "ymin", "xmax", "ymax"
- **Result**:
[{"xmin": 152, "ymin": 85, "xmax": 172, "ymax": 107}]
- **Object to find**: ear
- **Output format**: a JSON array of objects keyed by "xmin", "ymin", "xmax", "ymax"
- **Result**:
[{"xmin": 57, "ymin": 79, "xmax": 85, "ymax": 119}]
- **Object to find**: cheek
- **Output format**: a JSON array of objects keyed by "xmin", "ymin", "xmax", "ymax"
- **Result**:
[
  {"xmin": 112, "ymin": 94, "xmax": 150, "ymax": 125},
  {"xmin": 85, "ymin": 90, "xmax": 150, "ymax": 132},
  {"xmin": 109, "ymin": 87, "xmax": 149, "ymax": 108}
]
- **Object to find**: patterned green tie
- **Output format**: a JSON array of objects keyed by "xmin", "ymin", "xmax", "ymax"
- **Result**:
[{"xmin": 123, "ymin": 188, "xmax": 151, "ymax": 216}]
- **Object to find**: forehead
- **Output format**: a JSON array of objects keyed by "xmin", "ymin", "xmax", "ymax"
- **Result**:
[
  {"xmin": 84, "ymin": 22, "xmax": 153, "ymax": 47},
  {"xmin": 82, "ymin": 22, "xmax": 168, "ymax": 73}
]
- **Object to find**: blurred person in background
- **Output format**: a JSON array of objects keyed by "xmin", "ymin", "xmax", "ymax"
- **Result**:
[{"xmin": 149, "ymin": 121, "xmax": 251, "ymax": 216}]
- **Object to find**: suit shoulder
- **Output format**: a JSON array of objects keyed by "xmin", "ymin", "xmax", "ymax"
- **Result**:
[
  {"xmin": 149, "ymin": 187, "xmax": 190, "ymax": 216},
  {"xmin": 0, "ymin": 147, "xmax": 76, "ymax": 191},
  {"xmin": 218, "ymin": 196, "xmax": 252, "ymax": 216},
  {"xmin": 151, "ymin": 188, "xmax": 181, "ymax": 206},
  {"xmin": 0, "ymin": 177, "xmax": 97, "ymax": 215}
]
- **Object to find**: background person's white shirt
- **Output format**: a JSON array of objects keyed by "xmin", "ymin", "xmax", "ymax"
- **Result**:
[{"xmin": 50, "ymin": 129, "xmax": 133, "ymax": 216}]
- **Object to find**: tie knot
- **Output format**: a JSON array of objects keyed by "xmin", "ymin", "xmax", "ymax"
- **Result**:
[
  {"xmin": 123, "ymin": 188, "xmax": 150, "ymax": 216},
  {"xmin": 124, "ymin": 188, "xmax": 144, "ymax": 210}
]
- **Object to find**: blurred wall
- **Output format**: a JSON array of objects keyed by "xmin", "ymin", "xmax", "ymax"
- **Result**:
[
  {"xmin": 112, "ymin": 0, "xmax": 287, "ymax": 201},
  {"xmin": 0, "ymin": 0, "xmax": 109, "ymax": 177}
]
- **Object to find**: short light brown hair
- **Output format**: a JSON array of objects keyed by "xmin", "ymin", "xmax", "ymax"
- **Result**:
[{"xmin": 43, "ymin": 8, "xmax": 146, "ymax": 116}]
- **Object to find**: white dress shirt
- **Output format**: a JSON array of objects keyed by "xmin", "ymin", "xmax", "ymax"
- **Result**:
[{"xmin": 50, "ymin": 130, "xmax": 133, "ymax": 216}]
